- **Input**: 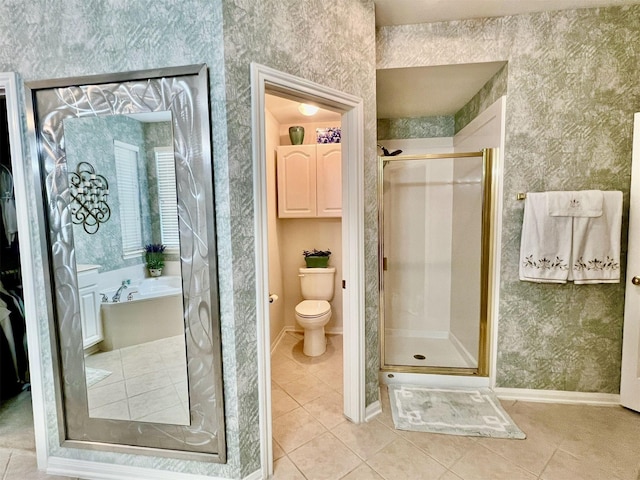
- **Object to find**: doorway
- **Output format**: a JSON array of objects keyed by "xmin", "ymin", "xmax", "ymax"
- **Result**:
[
  {"xmin": 251, "ymin": 63, "xmax": 365, "ymax": 477},
  {"xmin": 0, "ymin": 72, "xmax": 46, "ymax": 467},
  {"xmin": 379, "ymin": 149, "xmax": 496, "ymax": 377}
]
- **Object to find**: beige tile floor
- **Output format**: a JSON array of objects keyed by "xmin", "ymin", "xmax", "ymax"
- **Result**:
[
  {"xmin": 84, "ymin": 335, "xmax": 189, "ymax": 424},
  {"xmin": 271, "ymin": 332, "xmax": 640, "ymax": 480},
  {"xmin": 2, "ymin": 331, "xmax": 640, "ymax": 479}
]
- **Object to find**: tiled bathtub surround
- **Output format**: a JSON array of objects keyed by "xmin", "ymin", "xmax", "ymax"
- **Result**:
[{"xmin": 377, "ymin": 4, "xmax": 640, "ymax": 393}]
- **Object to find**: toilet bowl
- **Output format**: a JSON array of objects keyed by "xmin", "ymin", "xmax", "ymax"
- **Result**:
[
  {"xmin": 295, "ymin": 267, "xmax": 335, "ymax": 357},
  {"xmin": 295, "ymin": 300, "xmax": 332, "ymax": 356}
]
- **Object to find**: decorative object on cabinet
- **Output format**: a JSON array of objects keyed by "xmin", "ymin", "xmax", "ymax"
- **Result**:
[
  {"xmin": 69, "ymin": 161, "xmax": 110, "ymax": 234},
  {"xmin": 303, "ymin": 248, "xmax": 331, "ymax": 268},
  {"xmin": 288, "ymin": 125, "xmax": 305, "ymax": 145},
  {"xmin": 276, "ymin": 143, "xmax": 341, "ymax": 218},
  {"xmin": 316, "ymin": 126, "xmax": 341, "ymax": 143}
]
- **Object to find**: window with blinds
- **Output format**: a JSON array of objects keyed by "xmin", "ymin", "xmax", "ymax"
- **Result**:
[
  {"xmin": 154, "ymin": 147, "xmax": 180, "ymax": 249},
  {"xmin": 114, "ymin": 140, "xmax": 143, "ymax": 257}
]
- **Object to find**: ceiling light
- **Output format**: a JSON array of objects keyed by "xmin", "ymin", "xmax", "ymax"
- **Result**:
[{"xmin": 298, "ymin": 103, "xmax": 319, "ymax": 116}]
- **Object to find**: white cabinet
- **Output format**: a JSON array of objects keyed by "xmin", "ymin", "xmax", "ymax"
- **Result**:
[
  {"xmin": 276, "ymin": 144, "xmax": 341, "ymax": 218},
  {"xmin": 76, "ymin": 264, "xmax": 102, "ymax": 349}
]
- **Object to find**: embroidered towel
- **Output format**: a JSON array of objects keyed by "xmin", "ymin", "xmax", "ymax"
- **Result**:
[
  {"xmin": 570, "ymin": 191, "xmax": 622, "ymax": 284},
  {"xmin": 547, "ymin": 190, "xmax": 603, "ymax": 217},
  {"xmin": 519, "ymin": 192, "xmax": 572, "ymax": 283}
]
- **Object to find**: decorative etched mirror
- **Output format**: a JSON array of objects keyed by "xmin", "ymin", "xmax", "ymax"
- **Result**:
[{"xmin": 26, "ymin": 65, "xmax": 225, "ymax": 461}]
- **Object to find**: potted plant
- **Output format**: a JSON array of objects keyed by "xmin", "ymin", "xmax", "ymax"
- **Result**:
[
  {"xmin": 303, "ymin": 248, "xmax": 331, "ymax": 268},
  {"xmin": 145, "ymin": 243, "xmax": 166, "ymax": 277}
]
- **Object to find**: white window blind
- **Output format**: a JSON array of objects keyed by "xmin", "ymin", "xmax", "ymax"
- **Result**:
[
  {"xmin": 155, "ymin": 147, "xmax": 180, "ymax": 248},
  {"xmin": 114, "ymin": 141, "xmax": 142, "ymax": 257}
]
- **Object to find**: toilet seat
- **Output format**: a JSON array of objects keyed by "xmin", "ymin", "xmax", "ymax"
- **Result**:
[{"xmin": 295, "ymin": 300, "xmax": 330, "ymax": 318}]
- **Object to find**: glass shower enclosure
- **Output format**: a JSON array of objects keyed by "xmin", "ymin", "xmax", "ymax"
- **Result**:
[{"xmin": 379, "ymin": 149, "xmax": 495, "ymax": 376}]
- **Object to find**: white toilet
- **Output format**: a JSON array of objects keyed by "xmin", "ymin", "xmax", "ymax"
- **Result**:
[{"xmin": 295, "ymin": 267, "xmax": 336, "ymax": 356}]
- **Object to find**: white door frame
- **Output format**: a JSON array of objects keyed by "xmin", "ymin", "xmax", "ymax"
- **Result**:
[
  {"xmin": 621, "ymin": 112, "xmax": 640, "ymax": 411},
  {"xmin": 250, "ymin": 63, "xmax": 365, "ymax": 477},
  {"xmin": 0, "ymin": 72, "xmax": 48, "ymax": 467}
]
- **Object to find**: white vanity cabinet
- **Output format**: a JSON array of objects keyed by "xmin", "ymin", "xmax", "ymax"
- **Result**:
[
  {"xmin": 76, "ymin": 264, "xmax": 103, "ymax": 349},
  {"xmin": 276, "ymin": 144, "xmax": 342, "ymax": 218}
]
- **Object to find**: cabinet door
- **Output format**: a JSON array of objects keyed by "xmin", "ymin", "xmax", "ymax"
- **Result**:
[
  {"xmin": 277, "ymin": 145, "xmax": 317, "ymax": 218},
  {"xmin": 316, "ymin": 144, "xmax": 342, "ymax": 217},
  {"xmin": 79, "ymin": 285, "xmax": 102, "ymax": 348}
]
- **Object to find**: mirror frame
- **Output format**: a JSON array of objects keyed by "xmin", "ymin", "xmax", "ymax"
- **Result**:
[{"xmin": 26, "ymin": 65, "xmax": 226, "ymax": 462}]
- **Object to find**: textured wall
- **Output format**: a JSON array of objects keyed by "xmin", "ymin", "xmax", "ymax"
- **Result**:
[
  {"xmin": 377, "ymin": 115, "xmax": 454, "ymax": 140},
  {"xmin": 454, "ymin": 63, "xmax": 508, "ymax": 133},
  {"xmin": 0, "ymin": 0, "xmax": 237, "ymax": 477},
  {"xmin": 0, "ymin": 0, "xmax": 376, "ymax": 478},
  {"xmin": 378, "ymin": 5, "xmax": 640, "ymax": 393},
  {"xmin": 65, "ymin": 115, "xmax": 152, "ymax": 272},
  {"xmin": 219, "ymin": 7, "xmax": 378, "ymax": 474}
]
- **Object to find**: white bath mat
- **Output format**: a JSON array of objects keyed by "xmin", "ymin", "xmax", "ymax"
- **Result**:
[
  {"xmin": 85, "ymin": 367, "xmax": 112, "ymax": 387},
  {"xmin": 388, "ymin": 385, "xmax": 526, "ymax": 439}
]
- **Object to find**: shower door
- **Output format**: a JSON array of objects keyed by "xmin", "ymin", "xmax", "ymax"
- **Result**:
[{"xmin": 379, "ymin": 150, "xmax": 494, "ymax": 376}]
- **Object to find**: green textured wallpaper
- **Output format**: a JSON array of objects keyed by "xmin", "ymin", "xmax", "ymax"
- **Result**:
[
  {"xmin": 378, "ymin": 5, "xmax": 640, "ymax": 394},
  {"xmin": 377, "ymin": 115, "xmax": 454, "ymax": 139},
  {"xmin": 0, "ymin": 0, "xmax": 376, "ymax": 478},
  {"xmin": 455, "ymin": 63, "xmax": 508, "ymax": 133}
]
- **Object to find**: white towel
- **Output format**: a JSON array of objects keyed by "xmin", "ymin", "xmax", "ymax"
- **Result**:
[
  {"xmin": 547, "ymin": 190, "xmax": 603, "ymax": 217},
  {"xmin": 570, "ymin": 191, "xmax": 622, "ymax": 284},
  {"xmin": 519, "ymin": 192, "xmax": 572, "ymax": 283}
]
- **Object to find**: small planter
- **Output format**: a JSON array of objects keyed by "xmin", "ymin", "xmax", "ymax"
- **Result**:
[
  {"xmin": 305, "ymin": 256, "xmax": 330, "ymax": 268},
  {"xmin": 149, "ymin": 268, "xmax": 162, "ymax": 277}
]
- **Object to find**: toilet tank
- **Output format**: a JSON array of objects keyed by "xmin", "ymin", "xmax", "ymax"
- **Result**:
[{"xmin": 299, "ymin": 267, "xmax": 336, "ymax": 300}]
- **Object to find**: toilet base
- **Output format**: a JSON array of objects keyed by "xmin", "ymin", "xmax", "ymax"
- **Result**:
[{"xmin": 303, "ymin": 327, "xmax": 326, "ymax": 357}]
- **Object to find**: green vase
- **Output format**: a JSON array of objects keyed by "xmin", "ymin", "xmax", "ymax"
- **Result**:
[{"xmin": 289, "ymin": 126, "xmax": 305, "ymax": 145}]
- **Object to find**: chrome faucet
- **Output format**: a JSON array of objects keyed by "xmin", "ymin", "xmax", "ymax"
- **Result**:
[{"xmin": 112, "ymin": 281, "xmax": 128, "ymax": 303}]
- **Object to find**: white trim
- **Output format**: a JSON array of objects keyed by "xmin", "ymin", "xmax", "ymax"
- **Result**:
[
  {"xmin": 0, "ymin": 72, "xmax": 49, "ymax": 468},
  {"xmin": 453, "ymin": 95, "xmax": 506, "ymax": 387},
  {"xmin": 494, "ymin": 388, "xmax": 621, "ymax": 406},
  {"xmin": 380, "ymin": 371, "xmax": 491, "ymax": 389},
  {"xmin": 46, "ymin": 457, "xmax": 240, "ymax": 480},
  {"xmin": 243, "ymin": 470, "xmax": 263, "ymax": 480},
  {"xmin": 251, "ymin": 62, "xmax": 365, "ymax": 480},
  {"xmin": 365, "ymin": 400, "xmax": 382, "ymax": 421}
]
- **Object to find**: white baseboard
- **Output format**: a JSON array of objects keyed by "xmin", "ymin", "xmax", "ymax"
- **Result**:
[
  {"xmin": 270, "ymin": 327, "xmax": 291, "ymax": 355},
  {"xmin": 365, "ymin": 400, "xmax": 382, "ymax": 422},
  {"xmin": 494, "ymin": 387, "xmax": 621, "ymax": 406},
  {"xmin": 271, "ymin": 326, "xmax": 344, "ymax": 354},
  {"xmin": 243, "ymin": 469, "xmax": 263, "ymax": 480},
  {"xmin": 46, "ymin": 457, "xmax": 233, "ymax": 480}
]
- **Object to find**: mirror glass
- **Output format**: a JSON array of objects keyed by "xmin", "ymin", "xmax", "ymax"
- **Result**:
[
  {"xmin": 64, "ymin": 113, "xmax": 189, "ymax": 425},
  {"xmin": 28, "ymin": 65, "xmax": 225, "ymax": 461}
]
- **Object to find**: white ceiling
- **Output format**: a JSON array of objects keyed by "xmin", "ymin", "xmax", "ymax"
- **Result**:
[
  {"xmin": 375, "ymin": 0, "xmax": 640, "ymax": 119},
  {"xmin": 374, "ymin": 0, "xmax": 640, "ymax": 26},
  {"xmin": 265, "ymin": 93, "xmax": 341, "ymax": 125},
  {"xmin": 377, "ymin": 62, "xmax": 506, "ymax": 118}
]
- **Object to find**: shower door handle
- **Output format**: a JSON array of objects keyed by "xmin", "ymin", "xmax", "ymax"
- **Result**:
[{"xmin": 632, "ymin": 276, "xmax": 640, "ymax": 286}]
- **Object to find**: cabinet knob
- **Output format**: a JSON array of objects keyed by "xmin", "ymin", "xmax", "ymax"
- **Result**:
[{"xmin": 632, "ymin": 276, "xmax": 640, "ymax": 286}]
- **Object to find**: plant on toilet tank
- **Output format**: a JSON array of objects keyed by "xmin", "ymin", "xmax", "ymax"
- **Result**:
[{"xmin": 303, "ymin": 248, "xmax": 331, "ymax": 268}]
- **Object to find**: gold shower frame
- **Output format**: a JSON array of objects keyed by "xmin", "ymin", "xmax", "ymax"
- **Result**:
[{"xmin": 378, "ymin": 148, "xmax": 496, "ymax": 377}]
